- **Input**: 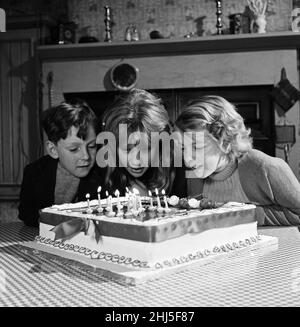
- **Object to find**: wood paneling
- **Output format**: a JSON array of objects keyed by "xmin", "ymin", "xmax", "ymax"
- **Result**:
[{"xmin": 0, "ymin": 31, "xmax": 41, "ymax": 200}]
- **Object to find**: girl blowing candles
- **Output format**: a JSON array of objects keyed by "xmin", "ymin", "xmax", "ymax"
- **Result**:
[
  {"xmin": 97, "ymin": 88, "xmax": 175, "ymax": 196},
  {"xmin": 175, "ymin": 95, "xmax": 300, "ymax": 226}
]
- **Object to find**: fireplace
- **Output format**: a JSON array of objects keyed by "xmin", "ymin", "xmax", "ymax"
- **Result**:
[
  {"xmin": 65, "ymin": 84, "xmax": 275, "ymax": 156},
  {"xmin": 38, "ymin": 34, "xmax": 300, "ymax": 178}
]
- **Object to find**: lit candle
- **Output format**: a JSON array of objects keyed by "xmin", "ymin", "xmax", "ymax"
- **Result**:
[
  {"xmin": 115, "ymin": 189, "xmax": 123, "ymax": 217},
  {"xmin": 105, "ymin": 191, "xmax": 110, "ymax": 211},
  {"xmin": 148, "ymin": 190, "xmax": 154, "ymax": 210},
  {"xmin": 155, "ymin": 188, "xmax": 161, "ymax": 208},
  {"xmin": 109, "ymin": 195, "xmax": 113, "ymax": 212},
  {"xmin": 162, "ymin": 189, "xmax": 171, "ymax": 212},
  {"xmin": 132, "ymin": 188, "xmax": 138, "ymax": 211},
  {"xmin": 97, "ymin": 186, "xmax": 103, "ymax": 212},
  {"xmin": 125, "ymin": 194, "xmax": 133, "ymax": 217},
  {"xmin": 106, "ymin": 193, "xmax": 116, "ymax": 217},
  {"xmin": 85, "ymin": 193, "xmax": 93, "ymax": 213},
  {"xmin": 114, "ymin": 189, "xmax": 123, "ymax": 210},
  {"xmin": 137, "ymin": 191, "xmax": 142, "ymax": 209}
]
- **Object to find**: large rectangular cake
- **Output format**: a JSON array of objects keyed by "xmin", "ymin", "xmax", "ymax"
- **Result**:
[{"xmin": 36, "ymin": 196, "xmax": 260, "ymax": 270}]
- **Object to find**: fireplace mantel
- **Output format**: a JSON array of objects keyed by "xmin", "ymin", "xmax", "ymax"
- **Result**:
[
  {"xmin": 38, "ymin": 31, "xmax": 300, "ymax": 60},
  {"xmin": 38, "ymin": 31, "xmax": 300, "ymax": 179}
]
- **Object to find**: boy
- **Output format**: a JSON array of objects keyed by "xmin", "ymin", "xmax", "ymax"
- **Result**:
[{"xmin": 18, "ymin": 100, "xmax": 102, "ymax": 227}]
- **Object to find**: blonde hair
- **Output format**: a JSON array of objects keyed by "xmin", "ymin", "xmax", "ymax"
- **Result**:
[
  {"xmin": 101, "ymin": 88, "xmax": 173, "ymax": 194},
  {"xmin": 175, "ymin": 95, "xmax": 252, "ymax": 161}
]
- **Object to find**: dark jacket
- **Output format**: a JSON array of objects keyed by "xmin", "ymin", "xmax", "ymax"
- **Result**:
[{"xmin": 18, "ymin": 155, "xmax": 104, "ymax": 227}]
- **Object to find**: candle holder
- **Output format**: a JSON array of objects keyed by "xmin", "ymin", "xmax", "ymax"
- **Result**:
[
  {"xmin": 215, "ymin": 0, "xmax": 223, "ymax": 35},
  {"xmin": 104, "ymin": 5, "xmax": 112, "ymax": 42}
]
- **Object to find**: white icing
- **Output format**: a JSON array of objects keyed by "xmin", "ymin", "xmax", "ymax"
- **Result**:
[{"xmin": 39, "ymin": 220, "xmax": 258, "ymax": 269}]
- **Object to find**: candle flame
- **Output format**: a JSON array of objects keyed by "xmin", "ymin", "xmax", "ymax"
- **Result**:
[
  {"xmin": 97, "ymin": 186, "xmax": 102, "ymax": 193},
  {"xmin": 115, "ymin": 189, "xmax": 120, "ymax": 196},
  {"xmin": 106, "ymin": 191, "xmax": 109, "ymax": 196},
  {"xmin": 148, "ymin": 190, "xmax": 152, "ymax": 196},
  {"xmin": 155, "ymin": 188, "xmax": 159, "ymax": 195},
  {"xmin": 161, "ymin": 189, "xmax": 165, "ymax": 195},
  {"xmin": 86, "ymin": 193, "xmax": 90, "ymax": 199}
]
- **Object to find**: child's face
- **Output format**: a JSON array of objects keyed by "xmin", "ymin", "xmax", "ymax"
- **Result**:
[
  {"xmin": 181, "ymin": 129, "xmax": 228, "ymax": 178},
  {"xmin": 118, "ymin": 131, "xmax": 158, "ymax": 178},
  {"xmin": 54, "ymin": 125, "xmax": 97, "ymax": 178}
]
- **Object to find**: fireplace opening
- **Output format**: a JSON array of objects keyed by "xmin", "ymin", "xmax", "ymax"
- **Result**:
[{"xmin": 64, "ymin": 85, "xmax": 275, "ymax": 156}]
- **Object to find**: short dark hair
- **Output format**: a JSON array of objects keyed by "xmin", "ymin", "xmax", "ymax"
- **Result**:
[{"xmin": 41, "ymin": 99, "xmax": 98, "ymax": 143}]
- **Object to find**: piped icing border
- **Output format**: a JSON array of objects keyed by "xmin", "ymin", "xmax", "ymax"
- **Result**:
[{"xmin": 35, "ymin": 235, "xmax": 261, "ymax": 270}]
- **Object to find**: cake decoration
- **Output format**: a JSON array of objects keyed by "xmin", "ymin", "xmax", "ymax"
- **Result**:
[
  {"xmin": 168, "ymin": 195, "xmax": 179, "ymax": 206},
  {"xmin": 34, "ymin": 234, "xmax": 261, "ymax": 269},
  {"xmin": 188, "ymin": 198, "xmax": 200, "ymax": 209}
]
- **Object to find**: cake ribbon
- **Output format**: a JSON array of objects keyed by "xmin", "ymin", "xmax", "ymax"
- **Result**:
[{"xmin": 50, "ymin": 218, "xmax": 102, "ymax": 243}]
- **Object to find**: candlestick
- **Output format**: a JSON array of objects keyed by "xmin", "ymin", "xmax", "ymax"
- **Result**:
[
  {"xmin": 215, "ymin": 0, "xmax": 223, "ymax": 35},
  {"xmin": 85, "ymin": 193, "xmax": 93, "ymax": 214},
  {"xmin": 97, "ymin": 186, "xmax": 103, "ymax": 213},
  {"xmin": 104, "ymin": 5, "xmax": 112, "ymax": 42}
]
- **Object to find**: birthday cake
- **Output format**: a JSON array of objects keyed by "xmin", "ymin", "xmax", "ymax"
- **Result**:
[{"xmin": 35, "ymin": 192, "xmax": 261, "ymax": 270}]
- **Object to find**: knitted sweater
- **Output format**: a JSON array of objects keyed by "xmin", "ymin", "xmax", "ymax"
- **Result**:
[{"xmin": 187, "ymin": 149, "xmax": 300, "ymax": 226}]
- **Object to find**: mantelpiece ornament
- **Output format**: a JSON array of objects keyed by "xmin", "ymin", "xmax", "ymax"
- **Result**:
[{"xmin": 110, "ymin": 62, "xmax": 139, "ymax": 91}]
